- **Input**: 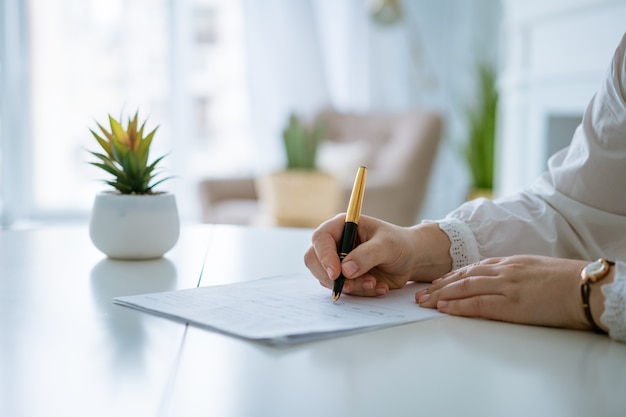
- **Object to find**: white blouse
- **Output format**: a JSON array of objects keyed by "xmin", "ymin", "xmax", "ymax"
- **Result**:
[{"xmin": 436, "ymin": 32, "xmax": 626, "ymax": 342}]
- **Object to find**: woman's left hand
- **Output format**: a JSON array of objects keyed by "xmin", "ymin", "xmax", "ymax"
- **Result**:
[{"xmin": 415, "ymin": 255, "xmax": 597, "ymax": 330}]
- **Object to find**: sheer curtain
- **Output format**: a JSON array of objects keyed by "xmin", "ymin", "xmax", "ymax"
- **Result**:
[
  {"xmin": 241, "ymin": 0, "xmax": 377, "ymax": 172},
  {"xmin": 0, "ymin": 0, "xmax": 31, "ymax": 227},
  {"xmin": 242, "ymin": 0, "xmax": 326, "ymax": 172}
]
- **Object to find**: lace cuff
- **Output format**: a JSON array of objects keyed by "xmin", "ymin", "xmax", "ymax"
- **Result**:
[
  {"xmin": 431, "ymin": 218, "xmax": 481, "ymax": 270},
  {"xmin": 601, "ymin": 261, "xmax": 626, "ymax": 342}
]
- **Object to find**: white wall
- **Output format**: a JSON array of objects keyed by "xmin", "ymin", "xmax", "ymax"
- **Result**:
[{"xmin": 497, "ymin": 0, "xmax": 626, "ymax": 196}]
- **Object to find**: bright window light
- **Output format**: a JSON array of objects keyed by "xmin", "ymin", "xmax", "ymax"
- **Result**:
[{"xmin": 24, "ymin": 0, "xmax": 250, "ymax": 221}]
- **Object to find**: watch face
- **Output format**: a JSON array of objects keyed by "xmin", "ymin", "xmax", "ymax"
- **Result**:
[
  {"xmin": 586, "ymin": 260, "xmax": 606, "ymax": 275},
  {"xmin": 583, "ymin": 259, "xmax": 609, "ymax": 283}
]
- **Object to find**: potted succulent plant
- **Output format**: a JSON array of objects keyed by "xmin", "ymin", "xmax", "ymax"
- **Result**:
[
  {"xmin": 256, "ymin": 113, "xmax": 341, "ymax": 228},
  {"xmin": 88, "ymin": 111, "xmax": 179, "ymax": 259}
]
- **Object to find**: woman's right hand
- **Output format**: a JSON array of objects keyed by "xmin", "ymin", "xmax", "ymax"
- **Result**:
[{"xmin": 304, "ymin": 214, "xmax": 453, "ymax": 297}]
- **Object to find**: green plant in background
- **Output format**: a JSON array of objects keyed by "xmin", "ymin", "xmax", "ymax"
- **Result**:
[
  {"xmin": 369, "ymin": 0, "xmax": 404, "ymax": 26},
  {"xmin": 282, "ymin": 113, "xmax": 325, "ymax": 170},
  {"xmin": 462, "ymin": 62, "xmax": 498, "ymax": 191},
  {"xmin": 89, "ymin": 111, "xmax": 172, "ymax": 194}
]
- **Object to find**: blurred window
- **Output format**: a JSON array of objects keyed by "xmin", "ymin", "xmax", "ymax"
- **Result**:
[{"xmin": 5, "ymin": 0, "xmax": 250, "ymax": 223}]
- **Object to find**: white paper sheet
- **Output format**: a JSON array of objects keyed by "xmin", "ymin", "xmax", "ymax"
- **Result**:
[{"xmin": 114, "ymin": 274, "xmax": 446, "ymax": 345}]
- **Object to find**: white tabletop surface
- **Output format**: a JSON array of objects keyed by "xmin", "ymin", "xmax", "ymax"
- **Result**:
[{"xmin": 1, "ymin": 224, "xmax": 625, "ymax": 417}]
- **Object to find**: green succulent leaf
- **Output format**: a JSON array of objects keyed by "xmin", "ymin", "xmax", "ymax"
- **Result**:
[
  {"xmin": 90, "ymin": 129, "xmax": 113, "ymax": 158},
  {"xmin": 109, "ymin": 115, "xmax": 128, "ymax": 145},
  {"xmin": 96, "ymin": 122, "xmax": 114, "ymax": 142},
  {"xmin": 88, "ymin": 111, "xmax": 171, "ymax": 194},
  {"xmin": 147, "ymin": 176, "xmax": 174, "ymax": 192},
  {"xmin": 121, "ymin": 150, "xmax": 140, "ymax": 180},
  {"xmin": 90, "ymin": 162, "xmax": 120, "ymax": 178},
  {"xmin": 137, "ymin": 126, "xmax": 158, "ymax": 167}
]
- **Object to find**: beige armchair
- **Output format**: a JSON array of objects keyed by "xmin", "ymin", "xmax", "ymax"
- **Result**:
[{"xmin": 198, "ymin": 107, "xmax": 443, "ymax": 227}]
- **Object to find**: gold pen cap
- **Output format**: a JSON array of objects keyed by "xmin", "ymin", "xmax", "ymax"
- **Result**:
[{"xmin": 345, "ymin": 166, "xmax": 367, "ymax": 224}]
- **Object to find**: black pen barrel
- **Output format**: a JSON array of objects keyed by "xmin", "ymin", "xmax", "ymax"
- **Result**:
[
  {"xmin": 332, "ymin": 221, "xmax": 358, "ymax": 300},
  {"xmin": 339, "ymin": 221, "xmax": 358, "ymax": 258}
]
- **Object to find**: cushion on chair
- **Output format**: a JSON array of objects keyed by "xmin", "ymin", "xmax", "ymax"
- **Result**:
[{"xmin": 314, "ymin": 108, "xmax": 443, "ymax": 226}]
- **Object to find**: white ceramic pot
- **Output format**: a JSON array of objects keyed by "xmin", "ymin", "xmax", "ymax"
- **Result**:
[{"xmin": 89, "ymin": 191, "xmax": 180, "ymax": 259}]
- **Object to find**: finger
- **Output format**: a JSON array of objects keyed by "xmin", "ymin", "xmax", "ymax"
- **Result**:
[
  {"xmin": 416, "ymin": 268, "xmax": 469, "ymax": 300},
  {"xmin": 417, "ymin": 275, "xmax": 503, "ymax": 308},
  {"xmin": 425, "ymin": 258, "xmax": 502, "ymax": 294},
  {"xmin": 307, "ymin": 214, "xmax": 347, "ymax": 281},
  {"xmin": 340, "ymin": 229, "xmax": 398, "ymax": 278},
  {"xmin": 436, "ymin": 295, "xmax": 509, "ymax": 322},
  {"xmin": 304, "ymin": 246, "xmax": 334, "ymax": 289},
  {"xmin": 341, "ymin": 273, "xmax": 389, "ymax": 297}
]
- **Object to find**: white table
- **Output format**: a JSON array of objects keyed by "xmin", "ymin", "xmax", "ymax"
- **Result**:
[{"xmin": 1, "ymin": 225, "xmax": 625, "ymax": 417}]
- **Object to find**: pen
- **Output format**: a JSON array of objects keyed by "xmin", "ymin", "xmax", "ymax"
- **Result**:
[{"xmin": 332, "ymin": 166, "xmax": 367, "ymax": 303}]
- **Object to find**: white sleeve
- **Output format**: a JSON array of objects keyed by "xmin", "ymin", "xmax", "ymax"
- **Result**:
[
  {"xmin": 601, "ymin": 262, "xmax": 626, "ymax": 342},
  {"xmin": 433, "ymin": 190, "xmax": 587, "ymax": 268},
  {"xmin": 436, "ymin": 217, "xmax": 480, "ymax": 270},
  {"xmin": 436, "ymin": 180, "xmax": 626, "ymax": 264}
]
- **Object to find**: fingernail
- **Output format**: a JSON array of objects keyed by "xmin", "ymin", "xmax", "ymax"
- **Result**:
[
  {"xmin": 342, "ymin": 261, "xmax": 358, "ymax": 277},
  {"xmin": 437, "ymin": 300, "xmax": 448, "ymax": 310},
  {"xmin": 363, "ymin": 280, "xmax": 374, "ymax": 290},
  {"xmin": 326, "ymin": 267, "xmax": 334, "ymax": 280},
  {"xmin": 375, "ymin": 286, "xmax": 388, "ymax": 296},
  {"xmin": 418, "ymin": 293, "xmax": 430, "ymax": 304}
]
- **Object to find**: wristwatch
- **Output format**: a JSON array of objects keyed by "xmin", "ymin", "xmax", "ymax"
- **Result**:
[{"xmin": 580, "ymin": 258, "xmax": 614, "ymax": 333}]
